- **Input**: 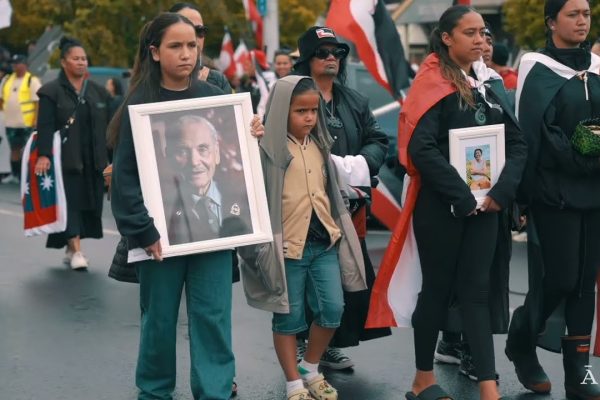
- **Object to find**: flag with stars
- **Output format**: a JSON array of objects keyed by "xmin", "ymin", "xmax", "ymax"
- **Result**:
[{"xmin": 20, "ymin": 131, "xmax": 67, "ymax": 236}]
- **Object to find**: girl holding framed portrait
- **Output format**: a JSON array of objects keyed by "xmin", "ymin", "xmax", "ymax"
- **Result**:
[
  {"xmin": 506, "ymin": 1, "xmax": 600, "ymax": 398},
  {"xmin": 367, "ymin": 5, "xmax": 527, "ymax": 400},
  {"xmin": 106, "ymin": 12, "xmax": 263, "ymax": 400}
]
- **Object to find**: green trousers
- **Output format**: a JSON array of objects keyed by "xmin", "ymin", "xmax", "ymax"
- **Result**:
[{"xmin": 135, "ymin": 250, "xmax": 234, "ymax": 400}]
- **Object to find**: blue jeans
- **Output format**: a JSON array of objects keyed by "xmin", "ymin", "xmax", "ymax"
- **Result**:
[
  {"xmin": 272, "ymin": 240, "xmax": 344, "ymax": 334},
  {"xmin": 135, "ymin": 250, "xmax": 234, "ymax": 400}
]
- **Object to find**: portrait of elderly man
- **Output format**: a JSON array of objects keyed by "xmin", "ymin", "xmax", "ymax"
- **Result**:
[{"xmin": 161, "ymin": 114, "xmax": 252, "ymax": 245}]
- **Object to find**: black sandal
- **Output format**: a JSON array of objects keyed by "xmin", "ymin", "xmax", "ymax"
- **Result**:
[
  {"xmin": 231, "ymin": 381, "xmax": 238, "ymax": 397},
  {"xmin": 406, "ymin": 384, "xmax": 454, "ymax": 400}
]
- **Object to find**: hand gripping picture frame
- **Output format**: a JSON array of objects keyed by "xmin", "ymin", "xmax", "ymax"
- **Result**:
[
  {"xmin": 449, "ymin": 123, "xmax": 506, "ymax": 208},
  {"xmin": 127, "ymin": 92, "xmax": 272, "ymax": 262}
]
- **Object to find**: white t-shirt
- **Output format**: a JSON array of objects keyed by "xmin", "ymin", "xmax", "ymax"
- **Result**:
[{"xmin": 471, "ymin": 158, "xmax": 487, "ymax": 181}]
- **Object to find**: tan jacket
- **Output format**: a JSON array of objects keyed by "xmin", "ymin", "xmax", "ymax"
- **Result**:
[
  {"xmin": 282, "ymin": 136, "xmax": 341, "ymax": 259},
  {"xmin": 238, "ymin": 75, "xmax": 367, "ymax": 314}
]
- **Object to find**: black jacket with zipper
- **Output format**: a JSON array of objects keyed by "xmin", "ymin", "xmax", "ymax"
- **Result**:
[{"xmin": 36, "ymin": 70, "xmax": 111, "ymax": 173}]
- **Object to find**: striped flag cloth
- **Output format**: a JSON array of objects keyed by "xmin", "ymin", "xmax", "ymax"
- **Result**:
[
  {"xmin": 325, "ymin": 0, "xmax": 410, "ymax": 100},
  {"xmin": 218, "ymin": 27, "xmax": 236, "ymax": 80},
  {"xmin": 242, "ymin": 0, "xmax": 264, "ymax": 50},
  {"xmin": 20, "ymin": 131, "xmax": 67, "ymax": 236}
]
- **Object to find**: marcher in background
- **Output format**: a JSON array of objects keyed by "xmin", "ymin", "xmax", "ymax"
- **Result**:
[
  {"xmin": 34, "ymin": 37, "xmax": 110, "ymax": 270},
  {"xmin": 505, "ymin": 1, "xmax": 600, "ymax": 399},
  {"xmin": 0, "ymin": 54, "xmax": 41, "ymax": 184},
  {"xmin": 239, "ymin": 74, "xmax": 366, "ymax": 400},
  {"xmin": 482, "ymin": 25, "xmax": 494, "ymax": 67},
  {"xmin": 490, "ymin": 44, "xmax": 518, "ymax": 90},
  {"xmin": 169, "ymin": 2, "xmax": 232, "ymax": 94},
  {"xmin": 293, "ymin": 26, "xmax": 390, "ymax": 370},
  {"xmin": 273, "ymin": 49, "xmax": 294, "ymax": 79},
  {"xmin": 381, "ymin": 5, "xmax": 526, "ymax": 399},
  {"xmin": 105, "ymin": 76, "xmax": 124, "ymax": 119}
]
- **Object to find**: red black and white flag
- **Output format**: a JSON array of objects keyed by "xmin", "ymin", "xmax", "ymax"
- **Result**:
[
  {"xmin": 453, "ymin": 0, "xmax": 471, "ymax": 5},
  {"xmin": 218, "ymin": 27, "xmax": 236, "ymax": 80},
  {"xmin": 233, "ymin": 40, "xmax": 250, "ymax": 78},
  {"xmin": 326, "ymin": 0, "xmax": 410, "ymax": 100},
  {"xmin": 242, "ymin": 0, "xmax": 264, "ymax": 50}
]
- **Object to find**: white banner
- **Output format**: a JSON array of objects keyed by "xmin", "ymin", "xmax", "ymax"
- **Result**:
[{"xmin": 0, "ymin": 0, "xmax": 12, "ymax": 30}]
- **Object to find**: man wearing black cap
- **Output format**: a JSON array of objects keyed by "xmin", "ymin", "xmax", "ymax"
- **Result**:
[
  {"xmin": 490, "ymin": 44, "xmax": 518, "ymax": 90},
  {"xmin": 293, "ymin": 26, "xmax": 390, "ymax": 371},
  {"xmin": 0, "ymin": 54, "xmax": 41, "ymax": 184}
]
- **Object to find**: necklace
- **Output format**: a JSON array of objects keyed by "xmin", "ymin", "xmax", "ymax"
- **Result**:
[{"xmin": 324, "ymin": 97, "xmax": 343, "ymax": 129}]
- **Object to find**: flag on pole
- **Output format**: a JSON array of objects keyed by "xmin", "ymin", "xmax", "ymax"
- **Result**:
[
  {"xmin": 218, "ymin": 27, "xmax": 236, "ymax": 80},
  {"xmin": 252, "ymin": 50, "xmax": 275, "ymax": 117},
  {"xmin": 233, "ymin": 40, "xmax": 251, "ymax": 78},
  {"xmin": 242, "ymin": 0, "xmax": 264, "ymax": 50},
  {"xmin": 326, "ymin": 0, "xmax": 410, "ymax": 100}
]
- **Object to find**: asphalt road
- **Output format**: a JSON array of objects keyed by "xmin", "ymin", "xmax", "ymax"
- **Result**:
[{"xmin": 0, "ymin": 183, "xmax": 598, "ymax": 400}]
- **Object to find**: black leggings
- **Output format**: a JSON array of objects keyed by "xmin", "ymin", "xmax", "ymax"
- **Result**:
[
  {"xmin": 531, "ymin": 204, "xmax": 600, "ymax": 336},
  {"xmin": 412, "ymin": 189, "xmax": 498, "ymax": 382}
]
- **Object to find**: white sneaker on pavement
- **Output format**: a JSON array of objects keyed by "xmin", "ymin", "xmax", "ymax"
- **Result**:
[
  {"xmin": 63, "ymin": 250, "xmax": 74, "ymax": 265},
  {"xmin": 1, "ymin": 175, "xmax": 19, "ymax": 184},
  {"xmin": 70, "ymin": 251, "xmax": 88, "ymax": 270}
]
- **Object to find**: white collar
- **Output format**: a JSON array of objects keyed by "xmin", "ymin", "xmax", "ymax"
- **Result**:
[{"xmin": 461, "ymin": 60, "xmax": 503, "ymax": 108}]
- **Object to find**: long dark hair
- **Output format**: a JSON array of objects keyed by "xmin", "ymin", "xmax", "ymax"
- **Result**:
[
  {"xmin": 107, "ymin": 12, "xmax": 199, "ymax": 149},
  {"xmin": 429, "ymin": 5, "xmax": 478, "ymax": 109},
  {"xmin": 293, "ymin": 55, "xmax": 348, "ymax": 85}
]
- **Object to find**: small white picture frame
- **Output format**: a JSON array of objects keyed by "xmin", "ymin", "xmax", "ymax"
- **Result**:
[
  {"xmin": 127, "ymin": 93, "xmax": 272, "ymax": 262},
  {"xmin": 449, "ymin": 123, "xmax": 506, "ymax": 208}
]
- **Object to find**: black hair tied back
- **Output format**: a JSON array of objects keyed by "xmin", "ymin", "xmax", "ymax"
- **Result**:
[{"xmin": 59, "ymin": 36, "xmax": 83, "ymax": 59}]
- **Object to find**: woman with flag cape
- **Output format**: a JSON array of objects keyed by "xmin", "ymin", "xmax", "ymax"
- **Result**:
[
  {"xmin": 366, "ymin": 5, "xmax": 527, "ymax": 400},
  {"xmin": 503, "ymin": 1, "xmax": 600, "ymax": 399}
]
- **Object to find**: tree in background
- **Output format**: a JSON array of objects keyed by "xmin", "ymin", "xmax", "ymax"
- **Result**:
[
  {"xmin": 503, "ymin": 0, "xmax": 600, "ymax": 50},
  {"xmin": 0, "ymin": 0, "xmax": 325, "ymax": 68}
]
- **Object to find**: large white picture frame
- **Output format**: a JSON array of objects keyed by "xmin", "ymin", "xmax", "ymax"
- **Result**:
[
  {"xmin": 449, "ymin": 123, "xmax": 506, "ymax": 208},
  {"xmin": 127, "ymin": 93, "xmax": 272, "ymax": 262}
]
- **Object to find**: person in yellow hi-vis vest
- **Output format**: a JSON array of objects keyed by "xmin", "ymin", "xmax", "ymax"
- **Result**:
[{"xmin": 0, "ymin": 54, "xmax": 42, "ymax": 184}]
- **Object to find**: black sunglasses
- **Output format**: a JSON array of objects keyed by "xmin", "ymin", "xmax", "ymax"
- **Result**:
[
  {"xmin": 313, "ymin": 47, "xmax": 347, "ymax": 60},
  {"xmin": 194, "ymin": 25, "xmax": 208, "ymax": 38}
]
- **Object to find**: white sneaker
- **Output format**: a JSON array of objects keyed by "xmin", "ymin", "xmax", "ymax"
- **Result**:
[
  {"xmin": 70, "ymin": 251, "xmax": 88, "ymax": 270},
  {"xmin": 1, "ymin": 175, "xmax": 19, "ymax": 184},
  {"xmin": 63, "ymin": 250, "xmax": 74, "ymax": 265}
]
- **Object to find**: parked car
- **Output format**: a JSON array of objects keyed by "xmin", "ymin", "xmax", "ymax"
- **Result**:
[{"xmin": 41, "ymin": 66, "xmax": 130, "ymax": 90}]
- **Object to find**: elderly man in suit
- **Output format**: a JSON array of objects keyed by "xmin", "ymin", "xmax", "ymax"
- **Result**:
[{"xmin": 164, "ymin": 114, "xmax": 251, "ymax": 245}]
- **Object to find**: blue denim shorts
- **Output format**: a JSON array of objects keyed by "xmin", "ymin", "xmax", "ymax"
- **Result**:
[{"xmin": 272, "ymin": 240, "xmax": 344, "ymax": 334}]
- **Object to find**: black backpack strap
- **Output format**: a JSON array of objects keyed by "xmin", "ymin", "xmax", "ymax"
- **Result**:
[{"xmin": 61, "ymin": 79, "xmax": 89, "ymax": 142}]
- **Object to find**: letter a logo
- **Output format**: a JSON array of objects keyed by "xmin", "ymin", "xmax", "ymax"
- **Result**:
[{"xmin": 582, "ymin": 365, "xmax": 598, "ymax": 385}]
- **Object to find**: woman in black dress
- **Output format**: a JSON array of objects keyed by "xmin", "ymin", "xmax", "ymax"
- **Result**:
[{"xmin": 35, "ymin": 37, "xmax": 110, "ymax": 270}]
